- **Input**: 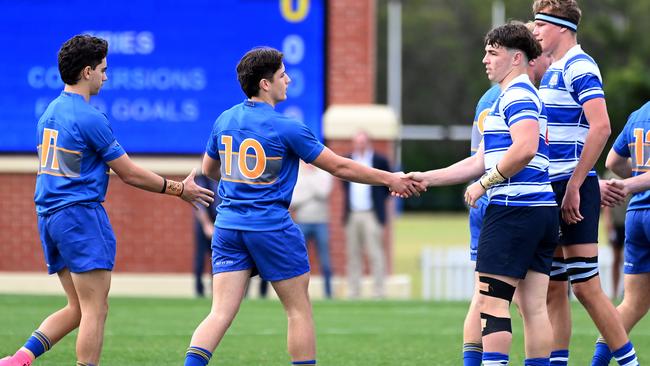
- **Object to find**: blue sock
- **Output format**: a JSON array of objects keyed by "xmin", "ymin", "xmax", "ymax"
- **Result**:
[
  {"xmin": 184, "ymin": 346, "xmax": 212, "ymax": 366},
  {"xmin": 612, "ymin": 341, "xmax": 638, "ymax": 366},
  {"xmin": 23, "ymin": 330, "xmax": 52, "ymax": 358},
  {"xmin": 550, "ymin": 349, "xmax": 569, "ymax": 366},
  {"xmin": 292, "ymin": 360, "xmax": 316, "ymax": 365},
  {"xmin": 525, "ymin": 357, "xmax": 550, "ymax": 366},
  {"xmin": 591, "ymin": 337, "xmax": 612, "ymax": 366},
  {"xmin": 483, "ymin": 352, "xmax": 509, "ymax": 365},
  {"xmin": 463, "ymin": 342, "xmax": 483, "ymax": 366}
]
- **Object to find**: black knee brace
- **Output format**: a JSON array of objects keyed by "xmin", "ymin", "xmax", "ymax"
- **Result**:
[
  {"xmin": 481, "ymin": 313, "xmax": 512, "ymax": 336},
  {"xmin": 479, "ymin": 276, "xmax": 516, "ymax": 303},
  {"xmin": 550, "ymin": 256, "xmax": 568, "ymax": 281},
  {"xmin": 566, "ymin": 256, "xmax": 599, "ymax": 284}
]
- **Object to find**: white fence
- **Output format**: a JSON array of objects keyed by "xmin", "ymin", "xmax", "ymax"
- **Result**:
[{"xmin": 421, "ymin": 246, "xmax": 620, "ymax": 300}]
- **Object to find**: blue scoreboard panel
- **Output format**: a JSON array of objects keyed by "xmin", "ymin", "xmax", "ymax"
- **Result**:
[{"xmin": 0, "ymin": 0, "xmax": 325, "ymax": 153}]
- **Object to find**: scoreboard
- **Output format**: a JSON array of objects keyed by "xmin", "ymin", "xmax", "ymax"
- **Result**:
[{"xmin": 0, "ymin": 0, "xmax": 325, "ymax": 153}]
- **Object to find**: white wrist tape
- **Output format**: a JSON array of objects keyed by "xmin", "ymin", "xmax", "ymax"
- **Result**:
[{"xmin": 479, "ymin": 166, "xmax": 507, "ymax": 189}]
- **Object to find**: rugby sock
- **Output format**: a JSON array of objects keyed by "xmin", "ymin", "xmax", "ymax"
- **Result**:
[
  {"xmin": 23, "ymin": 330, "xmax": 51, "ymax": 358},
  {"xmin": 483, "ymin": 352, "xmax": 509, "ymax": 365},
  {"xmin": 612, "ymin": 341, "xmax": 638, "ymax": 366},
  {"xmin": 591, "ymin": 337, "xmax": 612, "ymax": 365},
  {"xmin": 550, "ymin": 349, "xmax": 569, "ymax": 365},
  {"xmin": 184, "ymin": 346, "xmax": 212, "ymax": 366},
  {"xmin": 292, "ymin": 360, "xmax": 316, "ymax": 365},
  {"xmin": 76, "ymin": 362, "xmax": 96, "ymax": 366},
  {"xmin": 525, "ymin": 357, "xmax": 550, "ymax": 366},
  {"xmin": 462, "ymin": 342, "xmax": 483, "ymax": 366}
]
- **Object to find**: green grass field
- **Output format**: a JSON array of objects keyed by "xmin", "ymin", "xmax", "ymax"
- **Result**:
[
  {"xmin": 1, "ymin": 213, "xmax": 642, "ymax": 364},
  {"xmin": 1, "ymin": 295, "xmax": 648, "ymax": 365}
]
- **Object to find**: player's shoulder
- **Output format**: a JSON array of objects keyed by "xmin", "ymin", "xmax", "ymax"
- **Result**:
[
  {"xmin": 563, "ymin": 46, "xmax": 600, "ymax": 73},
  {"xmin": 503, "ymin": 77, "xmax": 537, "ymax": 101},
  {"xmin": 628, "ymin": 101, "xmax": 650, "ymax": 124}
]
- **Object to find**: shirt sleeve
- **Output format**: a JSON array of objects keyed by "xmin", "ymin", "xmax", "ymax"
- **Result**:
[
  {"xmin": 277, "ymin": 117, "xmax": 325, "ymax": 163},
  {"xmin": 612, "ymin": 118, "xmax": 632, "ymax": 158},
  {"xmin": 205, "ymin": 118, "xmax": 221, "ymax": 161},
  {"xmin": 565, "ymin": 57, "xmax": 604, "ymax": 104},
  {"xmin": 79, "ymin": 111, "xmax": 125, "ymax": 162}
]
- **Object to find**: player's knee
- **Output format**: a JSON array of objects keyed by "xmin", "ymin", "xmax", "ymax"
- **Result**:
[
  {"xmin": 571, "ymin": 280, "xmax": 600, "ymax": 305},
  {"xmin": 480, "ymin": 313, "xmax": 512, "ymax": 336},
  {"xmin": 478, "ymin": 276, "xmax": 516, "ymax": 303}
]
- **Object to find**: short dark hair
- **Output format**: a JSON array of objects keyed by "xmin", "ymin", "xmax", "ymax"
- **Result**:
[
  {"xmin": 236, "ymin": 47, "xmax": 283, "ymax": 98},
  {"xmin": 485, "ymin": 21, "xmax": 542, "ymax": 61},
  {"xmin": 58, "ymin": 35, "xmax": 108, "ymax": 85}
]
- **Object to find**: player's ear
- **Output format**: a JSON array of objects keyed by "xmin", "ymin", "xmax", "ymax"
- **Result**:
[
  {"xmin": 259, "ymin": 78, "xmax": 270, "ymax": 92},
  {"xmin": 81, "ymin": 65, "xmax": 92, "ymax": 80}
]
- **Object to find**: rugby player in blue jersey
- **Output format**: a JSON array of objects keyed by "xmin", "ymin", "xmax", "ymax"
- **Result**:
[
  {"xmin": 0, "ymin": 35, "xmax": 214, "ymax": 366},
  {"xmin": 590, "ymin": 101, "xmax": 650, "ymax": 365},
  {"xmin": 532, "ymin": 1, "xmax": 638, "ymax": 365},
  {"xmin": 182, "ymin": 47, "xmax": 424, "ymax": 366}
]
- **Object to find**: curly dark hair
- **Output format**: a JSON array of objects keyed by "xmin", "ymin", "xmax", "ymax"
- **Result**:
[
  {"xmin": 485, "ymin": 21, "xmax": 542, "ymax": 61},
  {"xmin": 236, "ymin": 47, "xmax": 283, "ymax": 98},
  {"xmin": 58, "ymin": 35, "xmax": 108, "ymax": 85}
]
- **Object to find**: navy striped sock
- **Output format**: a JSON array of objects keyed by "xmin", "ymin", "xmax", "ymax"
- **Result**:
[
  {"xmin": 591, "ymin": 337, "xmax": 612, "ymax": 366},
  {"xmin": 550, "ymin": 349, "xmax": 569, "ymax": 365},
  {"xmin": 185, "ymin": 346, "xmax": 213, "ymax": 366},
  {"xmin": 483, "ymin": 352, "xmax": 508, "ymax": 365},
  {"xmin": 612, "ymin": 341, "xmax": 638, "ymax": 366},
  {"xmin": 525, "ymin": 357, "xmax": 549, "ymax": 365},
  {"xmin": 23, "ymin": 330, "xmax": 52, "ymax": 358},
  {"xmin": 292, "ymin": 360, "xmax": 316, "ymax": 365},
  {"xmin": 463, "ymin": 342, "xmax": 482, "ymax": 366}
]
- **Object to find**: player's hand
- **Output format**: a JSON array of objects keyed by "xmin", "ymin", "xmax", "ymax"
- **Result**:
[
  {"xmin": 561, "ymin": 184, "xmax": 583, "ymax": 224},
  {"xmin": 390, "ymin": 172, "xmax": 427, "ymax": 198},
  {"xmin": 389, "ymin": 172, "xmax": 426, "ymax": 198},
  {"xmin": 599, "ymin": 179, "xmax": 626, "ymax": 207},
  {"xmin": 181, "ymin": 169, "xmax": 216, "ymax": 209},
  {"xmin": 464, "ymin": 181, "xmax": 485, "ymax": 208}
]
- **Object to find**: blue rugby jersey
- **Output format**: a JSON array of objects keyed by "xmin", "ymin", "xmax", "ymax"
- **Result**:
[
  {"xmin": 35, "ymin": 92, "xmax": 126, "ymax": 215},
  {"xmin": 538, "ymin": 45, "xmax": 605, "ymax": 182},
  {"xmin": 205, "ymin": 100, "xmax": 325, "ymax": 231},
  {"xmin": 612, "ymin": 101, "xmax": 650, "ymax": 211},
  {"xmin": 471, "ymin": 84, "xmax": 501, "ymax": 206},
  {"xmin": 483, "ymin": 74, "xmax": 556, "ymax": 207}
]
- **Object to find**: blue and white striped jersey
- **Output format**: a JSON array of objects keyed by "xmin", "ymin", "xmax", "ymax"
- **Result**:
[
  {"xmin": 483, "ymin": 74, "xmax": 556, "ymax": 207},
  {"xmin": 539, "ymin": 45, "xmax": 605, "ymax": 182}
]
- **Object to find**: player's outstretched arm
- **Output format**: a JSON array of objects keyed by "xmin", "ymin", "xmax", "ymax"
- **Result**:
[
  {"xmin": 107, "ymin": 154, "xmax": 214, "ymax": 208},
  {"xmin": 408, "ymin": 145, "xmax": 486, "ymax": 188},
  {"xmin": 310, "ymin": 147, "xmax": 425, "ymax": 197}
]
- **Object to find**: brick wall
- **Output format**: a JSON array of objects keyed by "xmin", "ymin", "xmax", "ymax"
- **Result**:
[{"xmin": 0, "ymin": 0, "xmax": 384, "ymax": 276}]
